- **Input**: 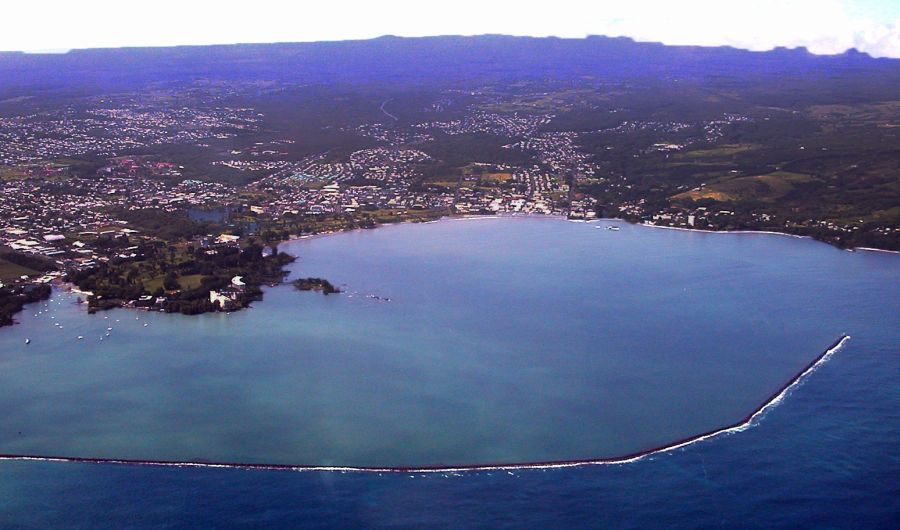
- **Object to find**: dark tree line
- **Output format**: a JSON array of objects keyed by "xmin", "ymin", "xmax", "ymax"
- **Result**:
[
  {"xmin": 0, "ymin": 284, "xmax": 51, "ymax": 327},
  {"xmin": 0, "ymin": 250, "xmax": 58, "ymax": 272}
]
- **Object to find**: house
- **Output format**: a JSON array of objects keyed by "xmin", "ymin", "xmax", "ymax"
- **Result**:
[
  {"xmin": 209, "ymin": 290, "xmax": 237, "ymax": 310},
  {"xmin": 215, "ymin": 234, "xmax": 240, "ymax": 244}
]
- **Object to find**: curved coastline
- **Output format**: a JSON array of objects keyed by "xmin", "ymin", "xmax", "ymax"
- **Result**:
[
  {"xmin": 0, "ymin": 335, "xmax": 850, "ymax": 473},
  {"xmin": 854, "ymin": 246, "xmax": 900, "ymax": 255},
  {"xmin": 277, "ymin": 213, "xmax": 559, "ymax": 249},
  {"xmin": 1, "ymin": 214, "xmax": 894, "ymax": 329},
  {"xmin": 286, "ymin": 215, "xmax": 896, "ymax": 254},
  {"xmin": 640, "ymin": 221, "xmax": 811, "ymax": 240},
  {"xmin": 638, "ymin": 221, "xmax": 900, "ymax": 253}
]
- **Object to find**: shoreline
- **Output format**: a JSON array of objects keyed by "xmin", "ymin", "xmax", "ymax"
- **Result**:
[
  {"xmin": 277, "ymin": 212, "xmax": 568, "ymax": 248},
  {"xmin": 639, "ymin": 221, "xmax": 899, "ymax": 253},
  {"xmin": 282, "ymin": 213, "xmax": 898, "ymax": 254},
  {"xmin": 0, "ymin": 335, "xmax": 850, "ymax": 474},
  {"xmin": 639, "ymin": 222, "xmax": 810, "ymax": 239},
  {"xmin": 853, "ymin": 246, "xmax": 900, "ymax": 255},
  {"xmin": 4, "ymin": 213, "xmax": 894, "ymax": 327}
]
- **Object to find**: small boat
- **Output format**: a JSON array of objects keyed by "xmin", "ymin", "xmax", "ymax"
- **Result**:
[
  {"xmin": 607, "ymin": 225, "xmax": 620, "ymax": 231},
  {"xmin": 77, "ymin": 336, "xmax": 83, "ymax": 340},
  {"xmin": 25, "ymin": 338, "xmax": 30, "ymax": 345}
]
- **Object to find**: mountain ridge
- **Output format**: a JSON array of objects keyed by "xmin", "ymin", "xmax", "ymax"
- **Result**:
[
  {"xmin": 0, "ymin": 34, "xmax": 892, "ymax": 61},
  {"xmin": 1, "ymin": 34, "xmax": 897, "ymax": 94}
]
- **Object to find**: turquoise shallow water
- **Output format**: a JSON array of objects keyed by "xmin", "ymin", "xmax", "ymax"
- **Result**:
[{"xmin": 0, "ymin": 218, "xmax": 896, "ymax": 469}]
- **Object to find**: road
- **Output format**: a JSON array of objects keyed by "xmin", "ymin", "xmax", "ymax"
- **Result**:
[{"xmin": 380, "ymin": 99, "xmax": 399, "ymax": 121}]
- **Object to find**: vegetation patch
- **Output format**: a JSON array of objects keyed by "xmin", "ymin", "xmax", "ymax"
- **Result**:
[
  {"xmin": 293, "ymin": 277, "xmax": 341, "ymax": 295},
  {"xmin": 0, "ymin": 283, "xmax": 51, "ymax": 327},
  {"xmin": 679, "ymin": 144, "xmax": 760, "ymax": 158},
  {"xmin": 673, "ymin": 171, "xmax": 815, "ymax": 203},
  {"xmin": 0, "ymin": 259, "xmax": 40, "ymax": 281}
]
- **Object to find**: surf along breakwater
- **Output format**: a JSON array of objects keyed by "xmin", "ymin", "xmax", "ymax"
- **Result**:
[{"xmin": 0, "ymin": 335, "xmax": 850, "ymax": 473}]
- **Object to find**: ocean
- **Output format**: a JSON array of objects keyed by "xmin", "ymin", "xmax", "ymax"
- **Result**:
[{"xmin": 0, "ymin": 217, "xmax": 897, "ymax": 527}]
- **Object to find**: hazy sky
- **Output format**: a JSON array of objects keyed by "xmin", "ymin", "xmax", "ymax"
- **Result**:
[{"xmin": 5, "ymin": 0, "xmax": 899, "ymax": 58}]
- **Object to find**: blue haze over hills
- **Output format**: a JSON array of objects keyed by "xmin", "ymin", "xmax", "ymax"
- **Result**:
[{"xmin": 0, "ymin": 35, "xmax": 898, "ymax": 93}]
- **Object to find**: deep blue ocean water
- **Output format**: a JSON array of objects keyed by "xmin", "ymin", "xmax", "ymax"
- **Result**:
[{"xmin": 0, "ymin": 218, "xmax": 897, "ymax": 527}]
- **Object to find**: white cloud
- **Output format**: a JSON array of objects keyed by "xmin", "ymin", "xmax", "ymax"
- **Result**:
[
  {"xmin": 851, "ymin": 20, "xmax": 900, "ymax": 57},
  {"xmin": 2, "ymin": 0, "xmax": 898, "ymax": 58}
]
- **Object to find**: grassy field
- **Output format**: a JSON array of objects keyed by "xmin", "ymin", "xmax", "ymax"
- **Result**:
[
  {"xmin": 478, "ymin": 88, "xmax": 608, "ymax": 113},
  {"xmin": 673, "ymin": 171, "xmax": 815, "ymax": 203},
  {"xmin": 142, "ymin": 270, "xmax": 207, "ymax": 293},
  {"xmin": 426, "ymin": 179, "xmax": 459, "ymax": 188},
  {"xmin": 0, "ymin": 167, "xmax": 28, "ymax": 180},
  {"xmin": 178, "ymin": 274, "xmax": 205, "ymax": 290},
  {"xmin": 679, "ymin": 144, "xmax": 760, "ymax": 158},
  {"xmin": 806, "ymin": 100, "xmax": 900, "ymax": 124},
  {"xmin": 0, "ymin": 258, "xmax": 39, "ymax": 281},
  {"xmin": 481, "ymin": 172, "xmax": 515, "ymax": 182}
]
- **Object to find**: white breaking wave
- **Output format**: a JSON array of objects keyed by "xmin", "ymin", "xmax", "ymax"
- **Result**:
[
  {"xmin": 640, "ymin": 223, "xmax": 810, "ymax": 239},
  {"xmin": 854, "ymin": 247, "xmax": 900, "ymax": 255}
]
